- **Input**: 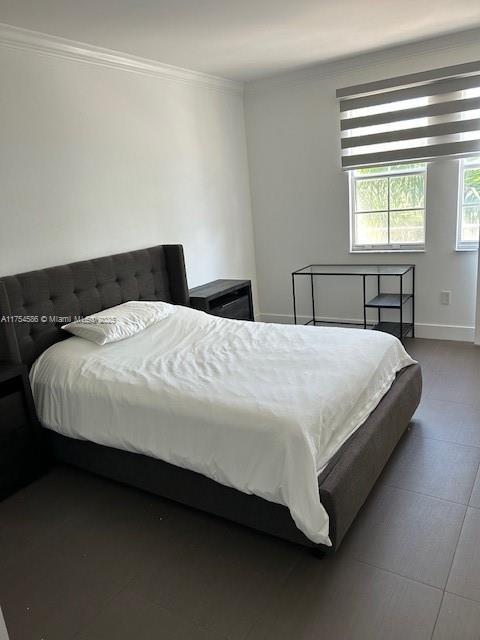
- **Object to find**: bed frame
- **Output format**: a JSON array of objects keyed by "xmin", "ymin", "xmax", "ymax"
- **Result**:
[{"xmin": 0, "ymin": 244, "xmax": 422, "ymax": 553}]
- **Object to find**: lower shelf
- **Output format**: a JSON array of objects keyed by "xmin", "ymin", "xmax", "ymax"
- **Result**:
[
  {"xmin": 301, "ymin": 319, "xmax": 414, "ymax": 340},
  {"xmin": 305, "ymin": 320, "xmax": 364, "ymax": 329},
  {"xmin": 373, "ymin": 321, "xmax": 413, "ymax": 339}
]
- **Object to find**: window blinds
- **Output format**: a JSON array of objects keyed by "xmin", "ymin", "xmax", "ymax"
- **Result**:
[{"xmin": 337, "ymin": 60, "xmax": 480, "ymax": 170}]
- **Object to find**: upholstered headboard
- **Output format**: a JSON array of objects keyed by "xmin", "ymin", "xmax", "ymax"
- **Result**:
[{"xmin": 0, "ymin": 245, "xmax": 189, "ymax": 368}]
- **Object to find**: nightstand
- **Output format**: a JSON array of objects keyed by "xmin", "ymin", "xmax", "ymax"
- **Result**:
[
  {"xmin": 189, "ymin": 279, "xmax": 254, "ymax": 321},
  {"xmin": 0, "ymin": 363, "xmax": 44, "ymax": 499}
]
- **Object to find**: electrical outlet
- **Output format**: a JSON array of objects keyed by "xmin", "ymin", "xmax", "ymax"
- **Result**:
[{"xmin": 440, "ymin": 290, "xmax": 451, "ymax": 305}]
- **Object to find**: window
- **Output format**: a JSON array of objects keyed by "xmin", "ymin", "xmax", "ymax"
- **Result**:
[
  {"xmin": 349, "ymin": 163, "xmax": 426, "ymax": 252},
  {"xmin": 457, "ymin": 157, "xmax": 480, "ymax": 251}
]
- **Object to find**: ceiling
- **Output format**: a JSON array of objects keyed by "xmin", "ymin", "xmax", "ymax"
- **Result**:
[{"xmin": 1, "ymin": 0, "xmax": 480, "ymax": 81}]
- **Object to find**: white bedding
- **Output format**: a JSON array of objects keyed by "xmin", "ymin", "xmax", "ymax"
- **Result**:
[{"xmin": 30, "ymin": 303, "xmax": 415, "ymax": 545}]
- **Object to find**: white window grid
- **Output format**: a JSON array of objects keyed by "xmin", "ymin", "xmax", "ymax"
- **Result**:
[
  {"xmin": 349, "ymin": 165, "xmax": 427, "ymax": 253},
  {"xmin": 457, "ymin": 157, "xmax": 480, "ymax": 251}
]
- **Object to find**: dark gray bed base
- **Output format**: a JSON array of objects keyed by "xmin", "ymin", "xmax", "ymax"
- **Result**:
[
  {"xmin": 0, "ymin": 244, "xmax": 422, "ymax": 552},
  {"xmin": 44, "ymin": 363, "xmax": 421, "ymax": 552}
]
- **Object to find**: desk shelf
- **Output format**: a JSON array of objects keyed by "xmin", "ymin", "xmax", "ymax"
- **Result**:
[{"xmin": 365, "ymin": 294, "xmax": 412, "ymax": 309}]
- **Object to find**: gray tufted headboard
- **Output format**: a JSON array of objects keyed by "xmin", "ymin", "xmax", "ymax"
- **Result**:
[{"xmin": 0, "ymin": 245, "xmax": 190, "ymax": 368}]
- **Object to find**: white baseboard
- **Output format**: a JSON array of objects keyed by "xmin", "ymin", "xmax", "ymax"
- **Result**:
[
  {"xmin": 259, "ymin": 313, "xmax": 475, "ymax": 342},
  {"xmin": 414, "ymin": 323, "xmax": 475, "ymax": 341}
]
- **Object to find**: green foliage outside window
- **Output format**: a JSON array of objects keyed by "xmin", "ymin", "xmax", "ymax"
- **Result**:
[
  {"xmin": 352, "ymin": 164, "xmax": 426, "ymax": 247},
  {"xmin": 461, "ymin": 161, "xmax": 480, "ymax": 243}
]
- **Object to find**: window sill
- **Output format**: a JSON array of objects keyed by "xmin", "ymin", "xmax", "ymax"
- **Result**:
[
  {"xmin": 455, "ymin": 245, "xmax": 478, "ymax": 252},
  {"xmin": 350, "ymin": 249, "xmax": 425, "ymax": 254}
]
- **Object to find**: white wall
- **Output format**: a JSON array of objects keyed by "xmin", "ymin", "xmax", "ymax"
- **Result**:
[
  {"xmin": 0, "ymin": 43, "xmax": 256, "ymax": 293},
  {"xmin": 245, "ymin": 31, "xmax": 480, "ymax": 340}
]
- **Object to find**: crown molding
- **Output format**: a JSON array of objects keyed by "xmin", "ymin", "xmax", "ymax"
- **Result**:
[
  {"xmin": 0, "ymin": 22, "xmax": 243, "ymax": 93},
  {"xmin": 245, "ymin": 26, "xmax": 480, "ymax": 94}
]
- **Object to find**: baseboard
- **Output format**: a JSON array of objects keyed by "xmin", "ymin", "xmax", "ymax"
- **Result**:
[{"xmin": 259, "ymin": 313, "xmax": 475, "ymax": 342}]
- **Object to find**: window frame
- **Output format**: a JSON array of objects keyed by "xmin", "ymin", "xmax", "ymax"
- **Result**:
[
  {"xmin": 456, "ymin": 157, "xmax": 480, "ymax": 252},
  {"xmin": 349, "ymin": 164, "xmax": 427, "ymax": 253}
]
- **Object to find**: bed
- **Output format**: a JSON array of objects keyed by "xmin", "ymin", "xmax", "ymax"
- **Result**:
[{"xmin": 0, "ymin": 244, "xmax": 422, "ymax": 552}]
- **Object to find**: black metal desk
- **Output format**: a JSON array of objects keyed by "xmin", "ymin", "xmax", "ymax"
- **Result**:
[{"xmin": 291, "ymin": 264, "xmax": 415, "ymax": 341}]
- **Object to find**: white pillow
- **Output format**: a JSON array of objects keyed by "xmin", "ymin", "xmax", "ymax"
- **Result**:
[{"xmin": 62, "ymin": 301, "xmax": 174, "ymax": 345}]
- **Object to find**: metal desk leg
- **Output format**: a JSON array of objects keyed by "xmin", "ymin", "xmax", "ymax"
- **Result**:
[
  {"xmin": 310, "ymin": 273, "xmax": 316, "ymax": 326},
  {"xmin": 377, "ymin": 274, "xmax": 381, "ymax": 326},
  {"xmin": 412, "ymin": 266, "xmax": 415, "ymax": 338},
  {"xmin": 363, "ymin": 275, "xmax": 367, "ymax": 329},
  {"xmin": 400, "ymin": 274, "xmax": 403, "ymax": 342},
  {"xmin": 292, "ymin": 274, "xmax": 297, "ymax": 325}
]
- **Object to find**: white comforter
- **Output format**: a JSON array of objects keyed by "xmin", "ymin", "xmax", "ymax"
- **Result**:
[{"xmin": 30, "ymin": 304, "xmax": 415, "ymax": 545}]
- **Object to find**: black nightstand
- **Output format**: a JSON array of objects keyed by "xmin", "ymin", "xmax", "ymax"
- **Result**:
[
  {"xmin": 189, "ymin": 279, "xmax": 254, "ymax": 321},
  {"xmin": 0, "ymin": 363, "xmax": 44, "ymax": 499}
]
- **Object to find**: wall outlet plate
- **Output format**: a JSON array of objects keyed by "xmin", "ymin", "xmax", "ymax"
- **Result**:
[{"xmin": 440, "ymin": 290, "xmax": 451, "ymax": 305}]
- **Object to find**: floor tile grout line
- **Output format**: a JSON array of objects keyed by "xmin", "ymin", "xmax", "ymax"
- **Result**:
[
  {"xmin": 347, "ymin": 555, "xmax": 446, "ymax": 592},
  {"xmin": 444, "ymin": 589, "xmax": 480, "ymax": 607},
  {"xmin": 410, "ymin": 432, "xmax": 480, "ymax": 451},
  {"xmin": 429, "ymin": 591, "xmax": 446, "ymax": 640},
  {"xmin": 415, "ymin": 396, "xmax": 480, "ymax": 411},
  {"xmin": 430, "ymin": 489, "xmax": 473, "ymax": 639},
  {"xmin": 181, "ymin": 552, "xmax": 302, "ymax": 640},
  {"xmin": 239, "ymin": 555, "xmax": 301, "ymax": 640},
  {"xmin": 432, "ymin": 454, "xmax": 480, "ymax": 639},
  {"xmin": 70, "ymin": 576, "xmax": 139, "ymax": 640},
  {"xmin": 380, "ymin": 482, "xmax": 472, "ymax": 509},
  {"xmin": 106, "ymin": 542, "xmax": 300, "ymax": 640},
  {"xmin": 67, "ymin": 529, "xmax": 197, "ymax": 640},
  {"xmin": 407, "ymin": 430, "xmax": 480, "ymax": 451},
  {"xmin": 72, "ymin": 582, "xmax": 231, "ymax": 640},
  {"xmin": 465, "ymin": 458, "xmax": 480, "ymax": 505},
  {"xmin": 425, "ymin": 395, "xmax": 480, "ymax": 410}
]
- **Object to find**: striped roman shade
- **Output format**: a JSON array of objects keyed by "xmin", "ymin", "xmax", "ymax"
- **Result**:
[{"xmin": 337, "ymin": 60, "xmax": 480, "ymax": 170}]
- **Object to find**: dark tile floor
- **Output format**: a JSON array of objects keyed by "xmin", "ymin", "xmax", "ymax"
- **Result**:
[{"xmin": 1, "ymin": 338, "xmax": 480, "ymax": 639}]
